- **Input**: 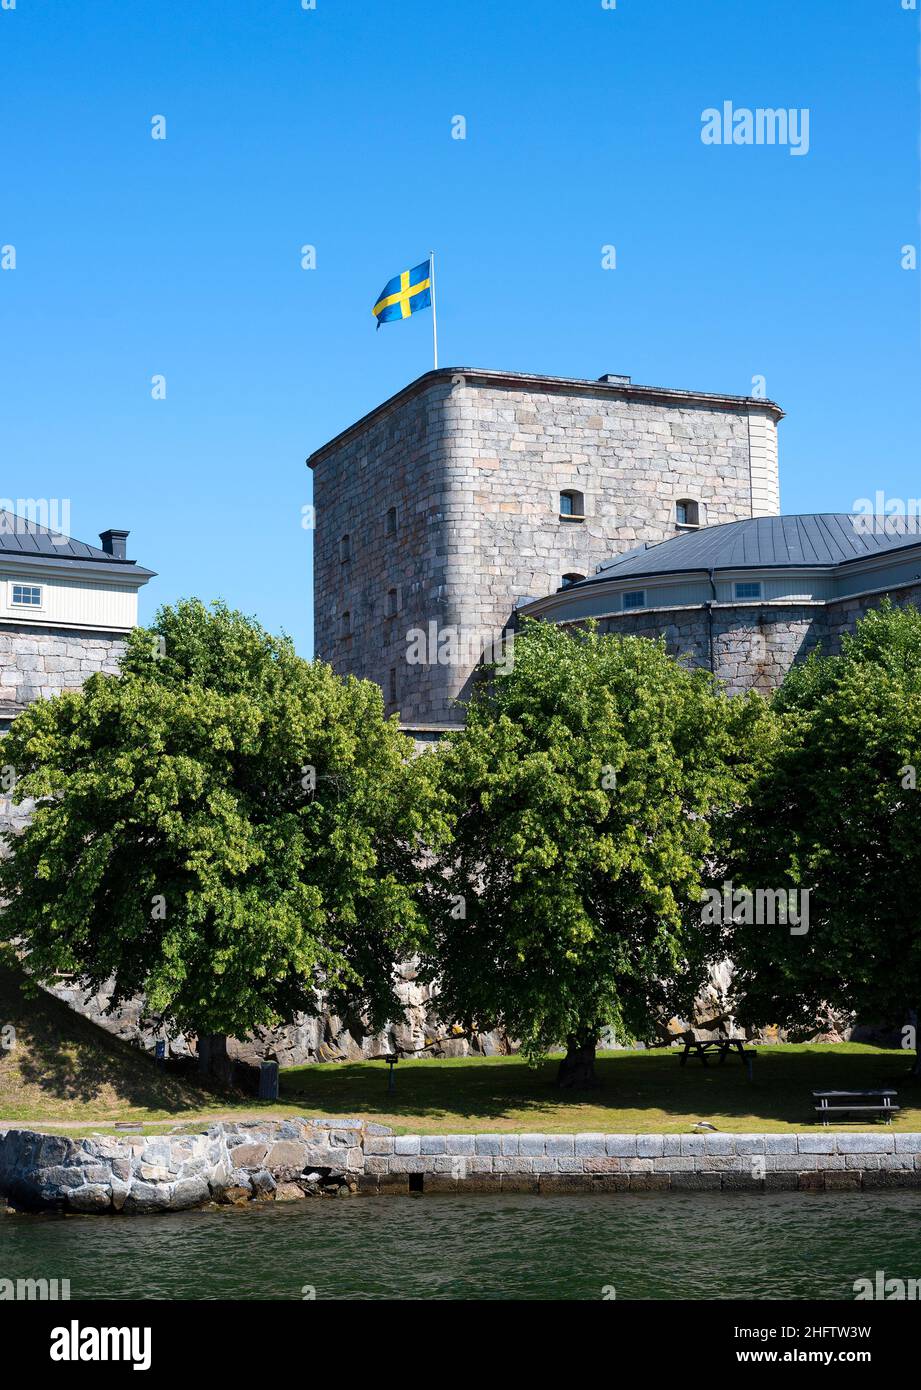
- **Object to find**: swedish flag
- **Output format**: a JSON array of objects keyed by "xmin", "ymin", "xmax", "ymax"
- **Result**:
[{"xmin": 372, "ymin": 258, "xmax": 432, "ymax": 327}]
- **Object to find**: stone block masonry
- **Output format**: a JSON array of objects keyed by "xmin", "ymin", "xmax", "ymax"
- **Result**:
[
  {"xmin": 581, "ymin": 578, "xmax": 921, "ymax": 697},
  {"xmin": 590, "ymin": 602, "xmax": 824, "ymax": 696},
  {"xmin": 0, "ymin": 623, "xmax": 126, "ymax": 707},
  {"xmin": 308, "ymin": 369, "xmax": 782, "ymax": 726},
  {"xmin": 0, "ymin": 1118, "xmax": 377, "ymax": 1213},
  {"xmin": 2, "ymin": 1122, "xmax": 918, "ymax": 1212}
]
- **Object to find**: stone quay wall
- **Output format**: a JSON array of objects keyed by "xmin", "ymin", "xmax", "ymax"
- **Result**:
[
  {"xmin": 0, "ymin": 1118, "xmax": 377, "ymax": 1214},
  {"xmin": 360, "ymin": 1130, "xmax": 921, "ymax": 1195},
  {"xmin": 3, "ymin": 1121, "xmax": 920, "ymax": 1213}
]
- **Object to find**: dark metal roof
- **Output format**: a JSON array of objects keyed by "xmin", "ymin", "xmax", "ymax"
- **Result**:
[
  {"xmin": 580, "ymin": 515, "xmax": 921, "ymax": 586},
  {"xmin": 0, "ymin": 510, "xmax": 153, "ymax": 574}
]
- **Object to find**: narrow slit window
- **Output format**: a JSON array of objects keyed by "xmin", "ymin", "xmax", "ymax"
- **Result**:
[
  {"xmin": 341, "ymin": 610, "xmax": 351, "ymax": 637},
  {"xmin": 340, "ymin": 533, "xmax": 351, "ymax": 563},
  {"xmin": 385, "ymin": 506, "xmax": 397, "ymax": 536}
]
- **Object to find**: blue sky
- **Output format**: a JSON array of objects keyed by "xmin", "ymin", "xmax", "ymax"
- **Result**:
[{"xmin": 2, "ymin": 0, "xmax": 918, "ymax": 656}]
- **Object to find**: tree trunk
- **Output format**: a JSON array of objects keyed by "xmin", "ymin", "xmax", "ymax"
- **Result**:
[
  {"xmin": 197, "ymin": 1033, "xmax": 234, "ymax": 1086},
  {"xmin": 557, "ymin": 1034, "xmax": 599, "ymax": 1088}
]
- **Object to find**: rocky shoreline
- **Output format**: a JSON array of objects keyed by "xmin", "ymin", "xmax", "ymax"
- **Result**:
[{"xmin": 3, "ymin": 1118, "xmax": 921, "ymax": 1213}]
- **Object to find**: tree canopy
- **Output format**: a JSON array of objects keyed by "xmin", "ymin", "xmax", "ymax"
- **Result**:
[
  {"xmin": 721, "ymin": 600, "xmax": 921, "ymax": 1071},
  {"xmin": 417, "ymin": 620, "xmax": 766, "ymax": 1084},
  {"xmin": 0, "ymin": 599, "xmax": 431, "ymax": 1049}
]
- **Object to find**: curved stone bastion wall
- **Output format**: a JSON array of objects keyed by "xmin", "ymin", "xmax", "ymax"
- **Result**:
[{"xmin": 2, "ymin": 1120, "xmax": 921, "ymax": 1213}]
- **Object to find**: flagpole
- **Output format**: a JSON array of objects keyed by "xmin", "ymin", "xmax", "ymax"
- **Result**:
[{"xmin": 429, "ymin": 249, "xmax": 438, "ymax": 369}]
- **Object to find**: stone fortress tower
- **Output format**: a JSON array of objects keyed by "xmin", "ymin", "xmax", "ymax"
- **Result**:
[{"xmin": 307, "ymin": 367, "xmax": 782, "ymax": 727}]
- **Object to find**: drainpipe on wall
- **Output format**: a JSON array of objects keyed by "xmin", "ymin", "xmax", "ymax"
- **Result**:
[{"xmin": 705, "ymin": 568, "xmax": 717, "ymax": 673}]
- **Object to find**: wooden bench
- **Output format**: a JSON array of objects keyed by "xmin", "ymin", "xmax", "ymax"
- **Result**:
[{"xmin": 813, "ymin": 1089, "xmax": 899, "ymax": 1125}]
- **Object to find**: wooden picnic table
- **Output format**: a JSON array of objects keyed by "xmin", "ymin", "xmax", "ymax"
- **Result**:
[
  {"xmin": 813, "ymin": 1089, "xmax": 900, "ymax": 1125},
  {"xmin": 679, "ymin": 1038, "xmax": 755, "ymax": 1080}
]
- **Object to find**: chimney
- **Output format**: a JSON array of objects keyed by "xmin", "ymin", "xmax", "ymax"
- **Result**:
[
  {"xmin": 597, "ymin": 373, "xmax": 631, "ymax": 386},
  {"xmin": 99, "ymin": 528, "xmax": 129, "ymax": 559}
]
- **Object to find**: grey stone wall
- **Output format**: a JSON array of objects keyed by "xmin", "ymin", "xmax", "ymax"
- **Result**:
[
  {"xmin": 0, "ymin": 1118, "xmax": 375, "ymax": 1212},
  {"xmin": 822, "ymin": 580, "xmax": 921, "ymax": 653},
  {"xmin": 590, "ymin": 602, "xmax": 823, "ymax": 695},
  {"xmin": 3, "ymin": 1120, "xmax": 919, "ymax": 1211},
  {"xmin": 359, "ymin": 1130, "xmax": 921, "ymax": 1194},
  {"xmin": 311, "ymin": 371, "xmax": 780, "ymax": 725},
  {"xmin": 0, "ymin": 627, "xmax": 126, "ymax": 835},
  {"xmin": 0, "ymin": 623, "xmax": 125, "ymax": 708},
  {"xmin": 586, "ymin": 582, "xmax": 921, "ymax": 695}
]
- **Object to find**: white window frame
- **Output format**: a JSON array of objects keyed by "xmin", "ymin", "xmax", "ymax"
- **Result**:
[
  {"xmin": 734, "ymin": 581, "xmax": 763, "ymax": 601},
  {"xmin": 10, "ymin": 581, "xmax": 44, "ymax": 611}
]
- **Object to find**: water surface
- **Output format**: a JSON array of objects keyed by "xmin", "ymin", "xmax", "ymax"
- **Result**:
[{"xmin": 3, "ymin": 1192, "xmax": 921, "ymax": 1300}]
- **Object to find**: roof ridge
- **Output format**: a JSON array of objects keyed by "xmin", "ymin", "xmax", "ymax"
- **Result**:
[{"xmin": 0, "ymin": 509, "xmax": 132, "ymax": 564}]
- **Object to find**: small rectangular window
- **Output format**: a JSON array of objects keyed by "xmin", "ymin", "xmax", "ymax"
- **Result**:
[
  {"xmin": 11, "ymin": 584, "xmax": 42, "ymax": 607},
  {"xmin": 623, "ymin": 590, "xmax": 646, "ymax": 610},
  {"xmin": 734, "ymin": 581, "xmax": 762, "ymax": 600},
  {"xmin": 559, "ymin": 489, "xmax": 585, "ymax": 521}
]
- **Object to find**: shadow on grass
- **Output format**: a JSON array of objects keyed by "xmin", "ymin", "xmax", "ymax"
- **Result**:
[
  {"xmin": 0, "ymin": 962, "xmax": 213, "ymax": 1116},
  {"xmin": 280, "ymin": 1047, "xmax": 921, "ymax": 1129}
]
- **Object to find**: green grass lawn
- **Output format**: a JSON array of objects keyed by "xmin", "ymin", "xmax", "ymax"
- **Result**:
[
  {"xmin": 0, "ymin": 959, "xmax": 219, "ymax": 1126},
  {"xmin": 3, "ymin": 956, "xmax": 920, "ymax": 1137},
  {"xmin": 279, "ymin": 1045, "xmax": 921, "ymax": 1135}
]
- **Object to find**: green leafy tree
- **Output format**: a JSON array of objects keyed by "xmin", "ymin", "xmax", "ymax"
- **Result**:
[
  {"xmin": 417, "ymin": 620, "xmax": 763, "ymax": 1086},
  {"xmin": 721, "ymin": 600, "xmax": 921, "ymax": 1077},
  {"xmin": 0, "ymin": 600, "xmax": 431, "ymax": 1076}
]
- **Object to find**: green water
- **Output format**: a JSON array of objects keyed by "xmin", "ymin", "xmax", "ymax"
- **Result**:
[{"xmin": 3, "ymin": 1192, "xmax": 921, "ymax": 1300}]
